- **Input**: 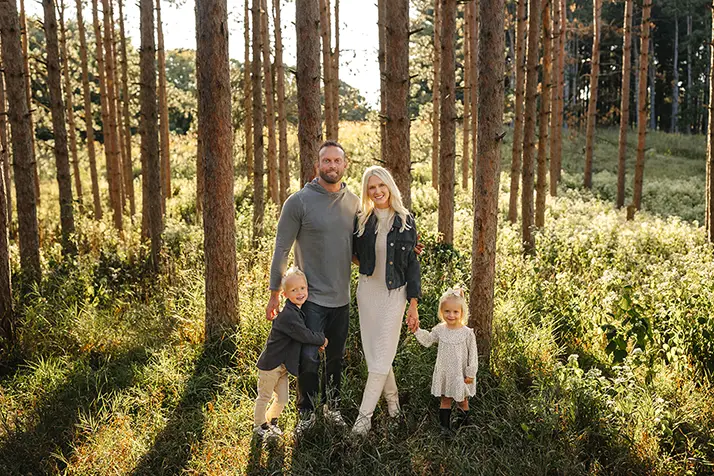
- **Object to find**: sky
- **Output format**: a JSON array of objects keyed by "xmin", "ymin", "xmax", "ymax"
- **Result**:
[{"xmin": 27, "ymin": 0, "xmax": 382, "ymax": 106}]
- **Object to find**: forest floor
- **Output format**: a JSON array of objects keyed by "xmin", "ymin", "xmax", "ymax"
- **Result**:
[{"xmin": 1, "ymin": 122, "xmax": 713, "ymax": 475}]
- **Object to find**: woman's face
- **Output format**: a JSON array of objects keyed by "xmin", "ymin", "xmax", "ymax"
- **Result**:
[{"xmin": 367, "ymin": 175, "xmax": 391, "ymax": 209}]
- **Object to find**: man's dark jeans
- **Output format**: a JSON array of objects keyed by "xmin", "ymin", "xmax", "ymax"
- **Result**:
[{"xmin": 297, "ymin": 301, "xmax": 350, "ymax": 412}]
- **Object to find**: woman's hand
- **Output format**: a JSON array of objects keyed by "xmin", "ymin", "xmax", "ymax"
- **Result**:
[
  {"xmin": 406, "ymin": 299, "xmax": 419, "ymax": 333},
  {"xmin": 464, "ymin": 377, "xmax": 474, "ymax": 384}
]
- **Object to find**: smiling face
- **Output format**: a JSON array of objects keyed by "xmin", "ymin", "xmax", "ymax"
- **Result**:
[
  {"xmin": 282, "ymin": 274, "xmax": 308, "ymax": 307},
  {"xmin": 317, "ymin": 145, "xmax": 347, "ymax": 185},
  {"xmin": 440, "ymin": 298, "xmax": 464, "ymax": 329},
  {"xmin": 367, "ymin": 175, "xmax": 391, "ymax": 209}
]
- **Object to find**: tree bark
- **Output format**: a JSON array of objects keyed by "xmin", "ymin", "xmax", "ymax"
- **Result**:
[
  {"xmin": 378, "ymin": 0, "xmax": 386, "ymax": 162},
  {"xmin": 156, "ymin": 0, "xmax": 171, "ymax": 208},
  {"xmin": 243, "ymin": 0, "xmax": 253, "ymax": 187},
  {"xmin": 43, "ymin": 0, "xmax": 76, "ymax": 254},
  {"xmin": 108, "ymin": 0, "xmax": 125, "ymax": 211},
  {"xmin": 535, "ymin": 0, "xmax": 551, "ymax": 229},
  {"xmin": 671, "ymin": 11, "xmax": 679, "ymax": 133},
  {"xmin": 706, "ymin": 0, "xmax": 714, "ymax": 240},
  {"xmin": 197, "ymin": 0, "xmax": 239, "ymax": 337},
  {"xmin": 521, "ymin": 0, "xmax": 540, "ymax": 254},
  {"xmin": 195, "ymin": 10, "xmax": 204, "ymax": 222},
  {"xmin": 59, "ymin": 0, "xmax": 83, "ymax": 206},
  {"xmin": 320, "ymin": 0, "xmax": 335, "ymax": 139},
  {"xmin": 76, "ymin": 0, "xmax": 102, "ymax": 219},
  {"xmin": 19, "ymin": 0, "xmax": 40, "ymax": 207},
  {"xmin": 437, "ymin": 0, "xmax": 456, "ymax": 245},
  {"xmin": 431, "ymin": 0, "xmax": 441, "ymax": 191},
  {"xmin": 296, "ymin": 0, "xmax": 322, "ymax": 186},
  {"xmin": 583, "ymin": 0, "xmax": 601, "ymax": 189},
  {"xmin": 0, "ymin": 54, "xmax": 13, "ymax": 229},
  {"xmin": 470, "ymin": 0, "xmax": 504, "ymax": 366},
  {"xmin": 648, "ymin": 36, "xmax": 656, "ymax": 131},
  {"xmin": 549, "ymin": 0, "xmax": 564, "ymax": 196},
  {"xmin": 332, "ymin": 0, "xmax": 339, "ymax": 140},
  {"xmin": 687, "ymin": 15, "xmax": 692, "ymax": 134},
  {"xmin": 617, "ymin": 0, "xmax": 633, "ymax": 209},
  {"xmin": 469, "ymin": 0, "xmax": 479, "ymax": 181},
  {"xmin": 0, "ymin": 0, "xmax": 41, "ymax": 283},
  {"xmin": 273, "ymin": 0, "xmax": 289, "ymax": 205},
  {"xmin": 384, "ymin": 0, "xmax": 411, "ymax": 208},
  {"xmin": 252, "ymin": 0, "xmax": 265, "ymax": 241},
  {"xmin": 508, "ymin": 0, "xmax": 526, "ymax": 223},
  {"xmin": 0, "ymin": 134, "xmax": 11, "ymax": 345},
  {"xmin": 261, "ymin": 0, "xmax": 279, "ymax": 205},
  {"xmin": 139, "ymin": 0, "xmax": 162, "ymax": 268},
  {"xmin": 462, "ymin": 2, "xmax": 471, "ymax": 191},
  {"xmin": 632, "ymin": 0, "xmax": 652, "ymax": 216},
  {"xmin": 118, "ymin": 0, "xmax": 134, "ymax": 216}
]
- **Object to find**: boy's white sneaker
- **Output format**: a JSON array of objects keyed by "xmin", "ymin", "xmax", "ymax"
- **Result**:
[{"xmin": 323, "ymin": 406, "xmax": 347, "ymax": 427}]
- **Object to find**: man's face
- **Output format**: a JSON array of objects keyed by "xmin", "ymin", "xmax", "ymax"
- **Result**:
[{"xmin": 317, "ymin": 146, "xmax": 347, "ymax": 184}]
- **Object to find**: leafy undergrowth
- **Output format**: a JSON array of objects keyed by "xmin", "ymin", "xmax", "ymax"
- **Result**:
[{"xmin": 1, "ymin": 128, "xmax": 713, "ymax": 475}]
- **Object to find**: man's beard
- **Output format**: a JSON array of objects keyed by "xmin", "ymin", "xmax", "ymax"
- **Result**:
[{"xmin": 320, "ymin": 169, "xmax": 343, "ymax": 184}]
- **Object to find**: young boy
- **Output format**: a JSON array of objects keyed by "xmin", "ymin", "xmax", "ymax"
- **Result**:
[{"xmin": 254, "ymin": 267, "xmax": 328, "ymax": 438}]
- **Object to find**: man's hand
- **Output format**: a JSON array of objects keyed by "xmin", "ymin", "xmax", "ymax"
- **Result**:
[
  {"xmin": 464, "ymin": 377, "xmax": 474, "ymax": 384},
  {"xmin": 266, "ymin": 291, "xmax": 281, "ymax": 321},
  {"xmin": 414, "ymin": 233, "xmax": 425, "ymax": 255},
  {"xmin": 319, "ymin": 338, "xmax": 329, "ymax": 352}
]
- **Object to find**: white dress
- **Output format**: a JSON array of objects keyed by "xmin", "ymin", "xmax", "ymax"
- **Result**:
[
  {"xmin": 356, "ymin": 208, "xmax": 407, "ymax": 375},
  {"xmin": 415, "ymin": 323, "xmax": 478, "ymax": 401}
]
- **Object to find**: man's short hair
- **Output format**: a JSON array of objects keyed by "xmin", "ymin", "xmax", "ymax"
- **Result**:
[{"xmin": 318, "ymin": 140, "xmax": 345, "ymax": 159}]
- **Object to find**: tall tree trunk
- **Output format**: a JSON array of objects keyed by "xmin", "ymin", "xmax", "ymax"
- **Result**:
[
  {"xmin": 19, "ymin": 0, "xmax": 40, "ymax": 207},
  {"xmin": 469, "ymin": 0, "xmax": 479, "ymax": 181},
  {"xmin": 195, "ymin": 11, "xmax": 204, "ymax": 222},
  {"xmin": 671, "ymin": 11, "xmax": 680, "ymax": 133},
  {"xmin": 252, "ymin": 0, "xmax": 265, "ymax": 241},
  {"xmin": 197, "ymin": 0, "xmax": 239, "ymax": 337},
  {"xmin": 0, "ymin": 132, "xmax": 11, "ymax": 345},
  {"xmin": 320, "ymin": 0, "xmax": 335, "ymax": 139},
  {"xmin": 687, "ymin": 15, "xmax": 692, "ymax": 134},
  {"xmin": 378, "ymin": 0, "xmax": 386, "ymax": 162},
  {"xmin": 76, "ymin": 0, "xmax": 102, "ymax": 219},
  {"xmin": 384, "ymin": 0, "xmax": 411, "ymax": 208},
  {"xmin": 261, "ymin": 0, "xmax": 279, "ymax": 205},
  {"xmin": 521, "ymin": 0, "xmax": 540, "ymax": 254},
  {"xmin": 549, "ymin": 0, "xmax": 564, "ymax": 195},
  {"xmin": 462, "ymin": 3, "xmax": 471, "ymax": 191},
  {"xmin": 648, "ymin": 37, "xmax": 656, "ymax": 131},
  {"xmin": 243, "ymin": 0, "xmax": 253, "ymax": 187},
  {"xmin": 101, "ymin": 0, "xmax": 123, "ymax": 230},
  {"xmin": 93, "ymin": 0, "xmax": 114, "ymax": 217},
  {"xmin": 706, "ymin": 0, "xmax": 714, "ymax": 240},
  {"xmin": 583, "ymin": 0, "xmax": 601, "ymax": 189},
  {"xmin": 431, "ymin": 0, "xmax": 441, "ymax": 191},
  {"xmin": 43, "ymin": 0, "xmax": 76, "ymax": 254},
  {"xmin": 0, "ymin": 0, "xmax": 41, "ymax": 283},
  {"xmin": 332, "ymin": 0, "xmax": 339, "ymax": 140},
  {"xmin": 156, "ymin": 0, "xmax": 170, "ymax": 208},
  {"xmin": 535, "ymin": 0, "xmax": 551, "ymax": 229},
  {"xmin": 118, "ymin": 0, "xmax": 134, "ymax": 216},
  {"xmin": 273, "ymin": 0, "xmax": 289, "ymax": 205},
  {"xmin": 139, "ymin": 0, "xmax": 162, "ymax": 268},
  {"xmin": 470, "ymin": 0, "xmax": 504, "ymax": 365},
  {"xmin": 0, "ymin": 55, "xmax": 13, "ymax": 229},
  {"xmin": 296, "ymin": 0, "xmax": 322, "ymax": 186},
  {"xmin": 508, "ymin": 0, "xmax": 526, "ymax": 223},
  {"xmin": 616, "ymin": 0, "xmax": 633, "ymax": 209},
  {"xmin": 632, "ymin": 0, "xmax": 652, "ymax": 216},
  {"xmin": 556, "ymin": 0, "xmax": 565, "ymax": 182},
  {"xmin": 59, "ymin": 0, "xmax": 83, "ymax": 206},
  {"xmin": 108, "ymin": 0, "xmax": 125, "ymax": 211},
  {"xmin": 437, "ymin": 0, "xmax": 456, "ymax": 245}
]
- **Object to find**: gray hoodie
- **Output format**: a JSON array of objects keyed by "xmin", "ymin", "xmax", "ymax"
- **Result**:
[{"xmin": 269, "ymin": 180, "xmax": 360, "ymax": 308}]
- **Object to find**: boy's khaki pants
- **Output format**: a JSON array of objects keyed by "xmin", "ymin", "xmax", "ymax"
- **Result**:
[{"xmin": 254, "ymin": 364, "xmax": 289, "ymax": 427}]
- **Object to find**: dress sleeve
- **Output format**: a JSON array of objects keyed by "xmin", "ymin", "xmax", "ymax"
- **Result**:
[
  {"xmin": 464, "ymin": 329, "xmax": 479, "ymax": 379},
  {"xmin": 414, "ymin": 325, "xmax": 439, "ymax": 348}
]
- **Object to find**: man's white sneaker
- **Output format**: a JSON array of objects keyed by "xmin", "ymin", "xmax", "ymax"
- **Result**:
[{"xmin": 323, "ymin": 406, "xmax": 347, "ymax": 427}]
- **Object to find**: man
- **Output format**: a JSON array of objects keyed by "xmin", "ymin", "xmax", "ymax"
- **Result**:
[{"xmin": 266, "ymin": 140, "xmax": 360, "ymax": 433}]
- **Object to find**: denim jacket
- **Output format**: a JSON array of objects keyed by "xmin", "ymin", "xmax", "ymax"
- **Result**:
[{"xmin": 352, "ymin": 213, "xmax": 421, "ymax": 300}]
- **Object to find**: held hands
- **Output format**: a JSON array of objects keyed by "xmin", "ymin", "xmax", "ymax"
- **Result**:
[
  {"xmin": 266, "ymin": 291, "xmax": 281, "ymax": 321},
  {"xmin": 406, "ymin": 300, "xmax": 419, "ymax": 333},
  {"xmin": 319, "ymin": 338, "xmax": 329, "ymax": 352},
  {"xmin": 464, "ymin": 377, "xmax": 474, "ymax": 384}
]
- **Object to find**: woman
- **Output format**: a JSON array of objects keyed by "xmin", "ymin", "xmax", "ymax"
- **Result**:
[{"xmin": 351, "ymin": 165, "xmax": 421, "ymax": 435}]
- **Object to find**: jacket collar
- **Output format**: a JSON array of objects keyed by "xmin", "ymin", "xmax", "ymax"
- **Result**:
[
  {"xmin": 366, "ymin": 211, "xmax": 403, "ymax": 232},
  {"xmin": 283, "ymin": 299, "xmax": 304, "ymax": 315}
]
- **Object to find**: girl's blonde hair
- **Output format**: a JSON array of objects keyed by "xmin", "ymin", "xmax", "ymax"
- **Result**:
[
  {"xmin": 438, "ymin": 286, "xmax": 469, "ymax": 325},
  {"xmin": 355, "ymin": 165, "xmax": 411, "ymax": 237}
]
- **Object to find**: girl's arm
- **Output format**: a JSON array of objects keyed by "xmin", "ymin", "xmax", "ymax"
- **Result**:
[
  {"xmin": 414, "ymin": 325, "xmax": 439, "ymax": 348},
  {"xmin": 465, "ymin": 330, "xmax": 479, "ymax": 379}
]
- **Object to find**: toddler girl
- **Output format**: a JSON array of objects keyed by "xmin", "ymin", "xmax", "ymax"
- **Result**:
[{"xmin": 413, "ymin": 286, "xmax": 478, "ymax": 437}]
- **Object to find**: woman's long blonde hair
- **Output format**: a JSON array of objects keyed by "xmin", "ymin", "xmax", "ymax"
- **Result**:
[{"xmin": 356, "ymin": 165, "xmax": 411, "ymax": 237}]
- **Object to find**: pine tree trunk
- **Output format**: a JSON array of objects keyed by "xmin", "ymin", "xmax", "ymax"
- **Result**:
[
  {"xmin": 437, "ymin": 0, "xmax": 456, "ymax": 245},
  {"xmin": 108, "ymin": 0, "xmax": 125, "ymax": 211},
  {"xmin": 462, "ymin": 3, "xmax": 471, "ymax": 191},
  {"xmin": 521, "ymin": 0, "xmax": 540, "ymax": 254},
  {"xmin": 243, "ymin": 0, "xmax": 253, "ymax": 186},
  {"xmin": 617, "ymin": 0, "xmax": 633, "ymax": 209},
  {"xmin": 0, "ymin": 0, "xmax": 41, "ymax": 283},
  {"xmin": 632, "ymin": 0, "xmax": 652, "ymax": 216},
  {"xmin": 195, "ymin": 11, "xmax": 203, "ymax": 222},
  {"xmin": 58, "ymin": 0, "xmax": 83, "ymax": 206},
  {"xmin": 139, "ymin": 0, "xmax": 162, "ymax": 268},
  {"xmin": 252, "ymin": 0, "xmax": 265, "ymax": 241},
  {"xmin": 118, "ymin": 0, "xmax": 134, "ymax": 216},
  {"xmin": 469, "ymin": 0, "xmax": 479, "ymax": 179},
  {"xmin": 261, "ymin": 0, "xmax": 279, "ymax": 205},
  {"xmin": 0, "ymin": 57, "xmax": 13, "ymax": 229},
  {"xmin": 156, "ymin": 0, "xmax": 170, "ymax": 208},
  {"xmin": 320, "ymin": 0, "xmax": 335, "ymax": 139},
  {"xmin": 76, "ymin": 0, "xmax": 102, "ymax": 219},
  {"xmin": 43, "ymin": 0, "xmax": 76, "ymax": 254},
  {"xmin": 296, "ymin": 0, "xmax": 322, "ymax": 186},
  {"xmin": 535, "ymin": 0, "xmax": 551, "ymax": 229},
  {"xmin": 0, "ymin": 136, "xmax": 11, "ymax": 344},
  {"xmin": 273, "ymin": 0, "xmax": 289, "ymax": 205},
  {"xmin": 549, "ymin": 0, "xmax": 564, "ymax": 196},
  {"xmin": 687, "ymin": 15, "xmax": 692, "ymax": 134},
  {"xmin": 649, "ymin": 37, "xmax": 656, "ymax": 131},
  {"xmin": 583, "ymin": 0, "xmax": 601, "ymax": 189},
  {"xmin": 378, "ymin": 0, "xmax": 387, "ymax": 161},
  {"xmin": 197, "ymin": 0, "xmax": 239, "ymax": 337},
  {"xmin": 706, "ymin": 1, "xmax": 714, "ymax": 240},
  {"xmin": 384, "ymin": 0, "xmax": 411, "ymax": 208},
  {"xmin": 508, "ymin": 0, "xmax": 526, "ymax": 223},
  {"xmin": 671, "ymin": 12, "xmax": 679, "ymax": 133},
  {"xmin": 101, "ymin": 0, "xmax": 123, "ymax": 230},
  {"xmin": 19, "ymin": 0, "xmax": 40, "ymax": 207},
  {"xmin": 470, "ymin": 0, "xmax": 504, "ymax": 365},
  {"xmin": 431, "ymin": 0, "xmax": 441, "ymax": 191},
  {"xmin": 332, "ymin": 0, "xmax": 340, "ymax": 140}
]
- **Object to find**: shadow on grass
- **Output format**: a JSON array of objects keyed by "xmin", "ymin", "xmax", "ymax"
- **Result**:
[
  {"xmin": 130, "ymin": 339, "xmax": 235, "ymax": 476},
  {"xmin": 246, "ymin": 434, "xmax": 287, "ymax": 475}
]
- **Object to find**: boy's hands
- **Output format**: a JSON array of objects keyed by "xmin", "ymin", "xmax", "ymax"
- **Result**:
[
  {"xmin": 464, "ymin": 377, "xmax": 474, "ymax": 384},
  {"xmin": 266, "ymin": 291, "xmax": 281, "ymax": 320},
  {"xmin": 319, "ymin": 338, "xmax": 329, "ymax": 352}
]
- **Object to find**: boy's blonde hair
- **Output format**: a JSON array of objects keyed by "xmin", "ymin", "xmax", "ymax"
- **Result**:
[
  {"xmin": 281, "ymin": 266, "xmax": 307, "ymax": 290},
  {"xmin": 438, "ymin": 286, "xmax": 469, "ymax": 325}
]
